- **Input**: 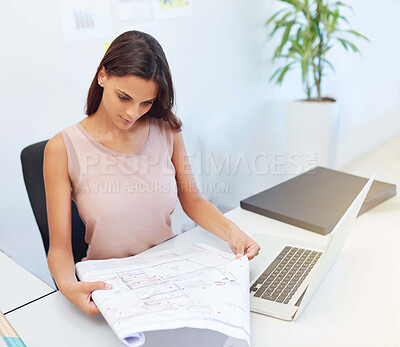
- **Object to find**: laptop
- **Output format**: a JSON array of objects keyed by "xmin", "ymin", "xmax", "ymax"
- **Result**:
[{"xmin": 249, "ymin": 174, "xmax": 375, "ymax": 321}]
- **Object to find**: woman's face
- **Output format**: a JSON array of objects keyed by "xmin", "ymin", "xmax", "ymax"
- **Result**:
[{"xmin": 98, "ymin": 67, "xmax": 159, "ymax": 129}]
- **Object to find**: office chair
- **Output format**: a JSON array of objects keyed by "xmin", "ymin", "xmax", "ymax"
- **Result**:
[{"xmin": 20, "ymin": 140, "xmax": 88, "ymax": 265}]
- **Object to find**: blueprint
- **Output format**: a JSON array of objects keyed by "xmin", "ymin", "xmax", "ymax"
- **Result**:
[{"xmin": 75, "ymin": 243, "xmax": 250, "ymax": 346}]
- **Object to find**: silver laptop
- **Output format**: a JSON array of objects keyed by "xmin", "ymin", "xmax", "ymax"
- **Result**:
[{"xmin": 250, "ymin": 174, "xmax": 375, "ymax": 321}]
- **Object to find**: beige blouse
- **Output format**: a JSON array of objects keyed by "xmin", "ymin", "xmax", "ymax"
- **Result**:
[{"xmin": 61, "ymin": 116, "xmax": 178, "ymax": 261}]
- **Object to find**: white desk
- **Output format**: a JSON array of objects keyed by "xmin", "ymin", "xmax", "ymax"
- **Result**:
[
  {"xmin": 0, "ymin": 334, "xmax": 6, "ymax": 347},
  {"xmin": 4, "ymin": 135, "xmax": 400, "ymax": 346},
  {"xmin": 0, "ymin": 251, "xmax": 55, "ymax": 314}
]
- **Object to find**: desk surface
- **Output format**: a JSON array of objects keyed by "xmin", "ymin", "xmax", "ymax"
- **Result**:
[
  {"xmin": 0, "ymin": 251, "xmax": 55, "ymax": 314},
  {"xmin": 0, "ymin": 334, "xmax": 6, "ymax": 347}
]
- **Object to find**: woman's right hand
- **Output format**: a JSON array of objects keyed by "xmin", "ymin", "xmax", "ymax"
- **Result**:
[{"xmin": 59, "ymin": 280, "xmax": 113, "ymax": 316}]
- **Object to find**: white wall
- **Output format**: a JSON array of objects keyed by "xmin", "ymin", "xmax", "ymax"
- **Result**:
[
  {"xmin": 325, "ymin": 0, "xmax": 400, "ymax": 166},
  {"xmin": 0, "ymin": 0, "xmax": 399, "ymax": 287}
]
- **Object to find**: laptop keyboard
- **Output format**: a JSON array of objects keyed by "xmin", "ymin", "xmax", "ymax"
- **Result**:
[{"xmin": 250, "ymin": 246, "xmax": 322, "ymax": 305}]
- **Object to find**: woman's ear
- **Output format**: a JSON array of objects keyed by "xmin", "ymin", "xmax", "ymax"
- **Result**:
[{"xmin": 97, "ymin": 66, "xmax": 107, "ymax": 85}]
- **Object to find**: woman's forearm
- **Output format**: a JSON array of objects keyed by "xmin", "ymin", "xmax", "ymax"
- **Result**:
[
  {"xmin": 47, "ymin": 247, "xmax": 78, "ymax": 291},
  {"xmin": 180, "ymin": 197, "xmax": 236, "ymax": 241}
]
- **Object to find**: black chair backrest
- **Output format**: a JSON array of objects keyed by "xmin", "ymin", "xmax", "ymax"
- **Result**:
[{"xmin": 21, "ymin": 140, "xmax": 88, "ymax": 264}]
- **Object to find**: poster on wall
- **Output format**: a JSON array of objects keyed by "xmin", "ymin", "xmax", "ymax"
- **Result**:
[
  {"xmin": 59, "ymin": 0, "xmax": 113, "ymax": 43},
  {"xmin": 117, "ymin": 0, "xmax": 152, "ymax": 21},
  {"xmin": 152, "ymin": 0, "xmax": 193, "ymax": 19}
]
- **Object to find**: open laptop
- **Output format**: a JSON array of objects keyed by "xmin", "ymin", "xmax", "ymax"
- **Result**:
[{"xmin": 249, "ymin": 174, "xmax": 375, "ymax": 321}]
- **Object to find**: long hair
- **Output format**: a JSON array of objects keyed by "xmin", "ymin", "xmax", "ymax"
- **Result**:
[{"xmin": 85, "ymin": 30, "xmax": 182, "ymax": 132}]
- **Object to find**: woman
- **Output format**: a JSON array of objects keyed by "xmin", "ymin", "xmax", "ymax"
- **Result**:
[{"xmin": 43, "ymin": 30, "xmax": 260, "ymax": 316}]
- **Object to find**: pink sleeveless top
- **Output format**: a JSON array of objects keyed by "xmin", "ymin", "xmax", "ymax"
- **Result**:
[{"xmin": 61, "ymin": 116, "xmax": 178, "ymax": 261}]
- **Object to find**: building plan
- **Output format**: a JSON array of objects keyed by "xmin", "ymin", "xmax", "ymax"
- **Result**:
[{"xmin": 75, "ymin": 243, "xmax": 250, "ymax": 346}]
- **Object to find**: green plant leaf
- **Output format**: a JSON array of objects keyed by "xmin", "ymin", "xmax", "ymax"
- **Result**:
[
  {"xmin": 273, "ymin": 20, "xmax": 296, "ymax": 57},
  {"xmin": 321, "ymin": 45, "xmax": 333, "ymax": 54},
  {"xmin": 320, "ymin": 7, "xmax": 330, "ymax": 29},
  {"xmin": 346, "ymin": 41, "xmax": 361, "ymax": 53},
  {"xmin": 333, "ymin": 1, "xmax": 354, "ymax": 13},
  {"xmin": 276, "ymin": 64, "xmax": 293, "ymax": 84},
  {"xmin": 269, "ymin": 67, "xmax": 285, "ymax": 82},
  {"xmin": 268, "ymin": 14, "xmax": 294, "ymax": 38},
  {"xmin": 322, "ymin": 58, "xmax": 335, "ymax": 71},
  {"xmin": 274, "ymin": 12, "xmax": 295, "ymax": 26},
  {"xmin": 265, "ymin": 9, "xmax": 287, "ymax": 27},
  {"xmin": 338, "ymin": 15, "xmax": 350, "ymax": 25},
  {"xmin": 296, "ymin": 27, "xmax": 302, "ymax": 42},
  {"xmin": 280, "ymin": 0, "xmax": 302, "ymax": 10},
  {"xmin": 328, "ymin": 9, "xmax": 339, "ymax": 33},
  {"xmin": 290, "ymin": 38, "xmax": 305, "ymax": 55},
  {"xmin": 302, "ymin": 32, "xmax": 310, "ymax": 51},
  {"xmin": 337, "ymin": 38, "xmax": 360, "ymax": 53},
  {"xmin": 301, "ymin": 58, "xmax": 309, "ymax": 83},
  {"xmin": 337, "ymin": 38, "xmax": 349, "ymax": 50},
  {"xmin": 346, "ymin": 30, "xmax": 370, "ymax": 42},
  {"xmin": 275, "ymin": 54, "xmax": 301, "ymax": 61},
  {"xmin": 311, "ymin": 21, "xmax": 321, "ymax": 38},
  {"xmin": 269, "ymin": 61, "xmax": 297, "ymax": 84}
]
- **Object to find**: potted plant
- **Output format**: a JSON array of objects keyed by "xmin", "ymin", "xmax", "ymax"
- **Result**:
[{"xmin": 265, "ymin": 0, "xmax": 369, "ymax": 169}]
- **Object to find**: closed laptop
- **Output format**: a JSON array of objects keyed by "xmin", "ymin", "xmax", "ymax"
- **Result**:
[{"xmin": 240, "ymin": 167, "xmax": 396, "ymax": 235}]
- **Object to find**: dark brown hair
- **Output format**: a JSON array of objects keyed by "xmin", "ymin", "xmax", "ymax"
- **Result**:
[{"xmin": 85, "ymin": 30, "xmax": 182, "ymax": 132}]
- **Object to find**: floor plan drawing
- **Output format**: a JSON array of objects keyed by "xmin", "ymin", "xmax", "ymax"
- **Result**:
[{"xmin": 76, "ymin": 243, "xmax": 250, "ymax": 346}]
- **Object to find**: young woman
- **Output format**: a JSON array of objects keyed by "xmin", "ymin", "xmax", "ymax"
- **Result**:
[{"xmin": 43, "ymin": 30, "xmax": 260, "ymax": 316}]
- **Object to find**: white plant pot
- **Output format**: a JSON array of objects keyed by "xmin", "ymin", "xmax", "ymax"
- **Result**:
[{"xmin": 282, "ymin": 100, "xmax": 339, "ymax": 171}]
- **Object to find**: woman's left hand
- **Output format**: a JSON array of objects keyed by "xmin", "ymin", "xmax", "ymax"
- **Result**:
[{"xmin": 227, "ymin": 226, "xmax": 261, "ymax": 260}]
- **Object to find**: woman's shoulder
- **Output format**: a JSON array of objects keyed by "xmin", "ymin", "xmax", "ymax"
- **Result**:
[
  {"xmin": 46, "ymin": 132, "xmax": 65, "ymax": 154},
  {"xmin": 45, "ymin": 120, "xmax": 80, "ymax": 158},
  {"xmin": 43, "ymin": 130, "xmax": 74, "ymax": 189}
]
